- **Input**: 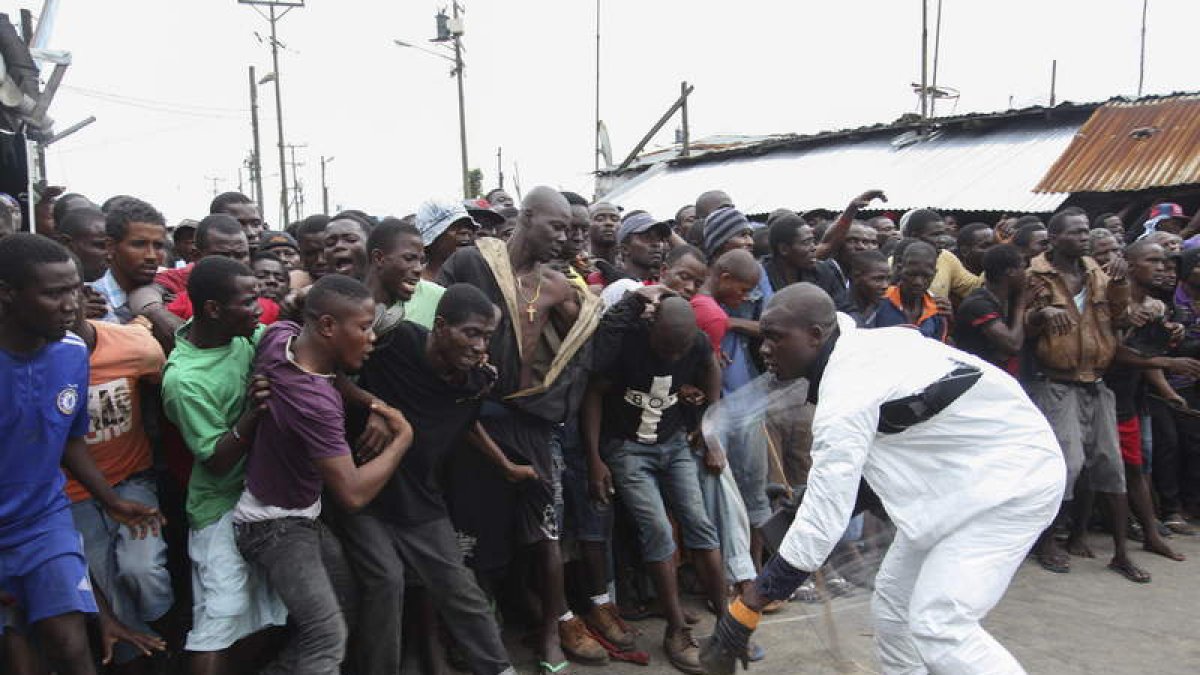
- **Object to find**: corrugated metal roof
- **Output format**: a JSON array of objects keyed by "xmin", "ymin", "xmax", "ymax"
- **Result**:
[
  {"xmin": 1035, "ymin": 94, "xmax": 1200, "ymax": 193},
  {"xmin": 600, "ymin": 117, "xmax": 1078, "ymax": 216}
]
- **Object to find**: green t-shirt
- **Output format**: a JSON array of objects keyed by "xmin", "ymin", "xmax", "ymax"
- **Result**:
[
  {"xmin": 403, "ymin": 279, "xmax": 445, "ymax": 330},
  {"xmin": 162, "ymin": 322, "xmax": 265, "ymax": 529}
]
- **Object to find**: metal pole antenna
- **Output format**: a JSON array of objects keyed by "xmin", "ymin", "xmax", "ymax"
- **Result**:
[
  {"xmin": 594, "ymin": 0, "xmax": 601, "ymax": 174},
  {"xmin": 920, "ymin": 0, "xmax": 929, "ymax": 121},
  {"xmin": 1137, "ymin": 0, "xmax": 1148, "ymax": 96},
  {"xmin": 453, "ymin": 2, "xmax": 469, "ymax": 198},
  {"xmin": 269, "ymin": 5, "xmax": 290, "ymax": 223},
  {"xmin": 248, "ymin": 65, "xmax": 265, "ymax": 210}
]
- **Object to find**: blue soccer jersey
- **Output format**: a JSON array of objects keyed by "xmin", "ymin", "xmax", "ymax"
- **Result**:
[{"xmin": 0, "ymin": 332, "xmax": 90, "ymax": 549}]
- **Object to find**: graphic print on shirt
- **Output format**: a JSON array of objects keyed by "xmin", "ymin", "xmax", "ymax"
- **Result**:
[
  {"xmin": 625, "ymin": 375, "xmax": 677, "ymax": 443},
  {"xmin": 86, "ymin": 378, "xmax": 133, "ymax": 445}
]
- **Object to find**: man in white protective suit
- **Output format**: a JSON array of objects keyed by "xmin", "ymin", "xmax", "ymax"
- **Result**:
[{"xmin": 700, "ymin": 283, "xmax": 1066, "ymax": 675}]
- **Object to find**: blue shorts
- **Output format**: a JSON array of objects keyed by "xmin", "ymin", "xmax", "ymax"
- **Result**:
[
  {"xmin": 606, "ymin": 433, "xmax": 719, "ymax": 562},
  {"xmin": 0, "ymin": 510, "xmax": 97, "ymax": 631}
]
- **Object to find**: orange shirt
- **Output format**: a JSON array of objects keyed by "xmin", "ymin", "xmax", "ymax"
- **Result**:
[{"xmin": 65, "ymin": 321, "xmax": 165, "ymax": 503}]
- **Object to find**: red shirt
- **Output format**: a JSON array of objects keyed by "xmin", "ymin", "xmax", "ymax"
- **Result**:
[
  {"xmin": 167, "ymin": 292, "xmax": 280, "ymax": 325},
  {"xmin": 690, "ymin": 294, "xmax": 729, "ymax": 354},
  {"xmin": 155, "ymin": 264, "xmax": 193, "ymax": 295}
]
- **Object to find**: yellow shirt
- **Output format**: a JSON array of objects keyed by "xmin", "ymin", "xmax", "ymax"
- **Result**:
[{"xmin": 931, "ymin": 249, "xmax": 982, "ymax": 303}]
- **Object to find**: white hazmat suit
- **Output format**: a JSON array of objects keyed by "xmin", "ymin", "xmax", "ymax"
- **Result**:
[{"xmin": 778, "ymin": 314, "xmax": 1065, "ymax": 674}]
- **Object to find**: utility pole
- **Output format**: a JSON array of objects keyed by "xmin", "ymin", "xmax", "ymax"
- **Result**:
[
  {"xmin": 205, "ymin": 176, "xmax": 222, "ymax": 197},
  {"xmin": 1049, "ymin": 60, "xmax": 1057, "ymax": 107},
  {"xmin": 320, "ymin": 155, "xmax": 334, "ymax": 214},
  {"xmin": 496, "ymin": 147, "xmax": 504, "ymax": 190},
  {"xmin": 679, "ymin": 80, "xmax": 690, "ymax": 157},
  {"xmin": 241, "ymin": 1, "xmax": 302, "ymax": 225},
  {"xmin": 248, "ymin": 65, "xmax": 265, "ymax": 210},
  {"xmin": 285, "ymin": 143, "xmax": 306, "ymax": 218},
  {"xmin": 452, "ymin": 1, "xmax": 469, "ymax": 199},
  {"xmin": 594, "ymin": 0, "xmax": 601, "ymax": 173}
]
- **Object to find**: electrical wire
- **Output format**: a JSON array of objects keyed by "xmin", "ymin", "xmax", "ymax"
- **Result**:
[{"xmin": 60, "ymin": 85, "xmax": 247, "ymax": 119}]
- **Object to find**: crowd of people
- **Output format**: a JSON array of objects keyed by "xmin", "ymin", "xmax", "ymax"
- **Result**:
[{"xmin": 1, "ymin": 180, "xmax": 1198, "ymax": 675}]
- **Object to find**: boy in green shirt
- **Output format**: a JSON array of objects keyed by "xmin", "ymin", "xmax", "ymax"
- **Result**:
[{"xmin": 161, "ymin": 256, "xmax": 286, "ymax": 672}]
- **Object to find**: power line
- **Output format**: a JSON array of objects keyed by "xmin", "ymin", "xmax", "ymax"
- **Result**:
[{"xmin": 61, "ymin": 86, "xmax": 248, "ymax": 119}]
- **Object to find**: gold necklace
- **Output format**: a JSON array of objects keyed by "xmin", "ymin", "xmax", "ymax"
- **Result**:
[{"xmin": 516, "ymin": 271, "xmax": 544, "ymax": 324}]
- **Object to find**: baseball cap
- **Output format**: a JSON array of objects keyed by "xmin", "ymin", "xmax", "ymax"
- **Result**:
[
  {"xmin": 1153, "ymin": 203, "xmax": 1190, "ymax": 220},
  {"xmin": 415, "ymin": 199, "xmax": 478, "ymax": 247},
  {"xmin": 259, "ymin": 231, "xmax": 299, "ymax": 252},
  {"xmin": 617, "ymin": 211, "xmax": 671, "ymax": 244},
  {"xmin": 464, "ymin": 199, "xmax": 506, "ymax": 230}
]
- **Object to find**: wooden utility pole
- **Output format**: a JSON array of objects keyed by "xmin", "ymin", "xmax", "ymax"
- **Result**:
[
  {"xmin": 616, "ymin": 84, "xmax": 694, "ymax": 172},
  {"xmin": 679, "ymin": 80, "xmax": 690, "ymax": 157},
  {"xmin": 320, "ymin": 155, "xmax": 333, "ymax": 214},
  {"xmin": 248, "ymin": 65, "xmax": 265, "ymax": 210}
]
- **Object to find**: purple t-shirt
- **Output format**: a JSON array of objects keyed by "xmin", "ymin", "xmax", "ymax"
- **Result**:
[{"xmin": 244, "ymin": 321, "xmax": 350, "ymax": 509}]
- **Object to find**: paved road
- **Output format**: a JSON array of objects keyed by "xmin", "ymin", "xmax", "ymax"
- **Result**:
[{"xmin": 498, "ymin": 531, "xmax": 1200, "ymax": 674}]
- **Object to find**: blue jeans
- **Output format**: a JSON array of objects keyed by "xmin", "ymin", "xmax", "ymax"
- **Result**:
[
  {"xmin": 606, "ymin": 433, "xmax": 719, "ymax": 562},
  {"xmin": 70, "ymin": 472, "xmax": 172, "ymax": 663}
]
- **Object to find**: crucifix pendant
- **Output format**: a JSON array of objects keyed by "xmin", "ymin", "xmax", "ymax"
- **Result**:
[{"xmin": 525, "ymin": 303, "xmax": 537, "ymax": 323}]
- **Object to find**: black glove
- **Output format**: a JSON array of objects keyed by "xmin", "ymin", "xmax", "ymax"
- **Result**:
[{"xmin": 700, "ymin": 611, "xmax": 753, "ymax": 674}]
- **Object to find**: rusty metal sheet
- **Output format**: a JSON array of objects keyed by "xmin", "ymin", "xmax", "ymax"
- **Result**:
[{"xmin": 1035, "ymin": 94, "xmax": 1200, "ymax": 193}]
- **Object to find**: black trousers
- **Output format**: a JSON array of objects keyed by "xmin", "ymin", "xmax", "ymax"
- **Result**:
[
  {"xmin": 338, "ymin": 512, "xmax": 512, "ymax": 675},
  {"xmin": 1148, "ymin": 387, "xmax": 1200, "ymax": 515}
]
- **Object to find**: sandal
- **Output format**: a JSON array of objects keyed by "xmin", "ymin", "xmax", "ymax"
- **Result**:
[
  {"xmin": 538, "ymin": 660, "xmax": 571, "ymax": 674},
  {"xmin": 1107, "ymin": 558, "xmax": 1151, "ymax": 584},
  {"xmin": 1163, "ymin": 515, "xmax": 1196, "ymax": 536},
  {"xmin": 1035, "ymin": 551, "xmax": 1070, "ymax": 574},
  {"xmin": 791, "ymin": 579, "xmax": 822, "ymax": 603}
]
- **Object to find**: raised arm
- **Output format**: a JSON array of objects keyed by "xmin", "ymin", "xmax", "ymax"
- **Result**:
[{"xmin": 815, "ymin": 190, "xmax": 887, "ymax": 260}]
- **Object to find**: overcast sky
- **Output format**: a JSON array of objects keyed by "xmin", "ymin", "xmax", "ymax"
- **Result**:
[{"xmin": 19, "ymin": 0, "xmax": 1200, "ymax": 227}]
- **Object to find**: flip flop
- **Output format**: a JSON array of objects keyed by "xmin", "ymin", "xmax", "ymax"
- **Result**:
[
  {"xmin": 1163, "ymin": 516, "xmax": 1196, "ymax": 536},
  {"xmin": 538, "ymin": 660, "xmax": 571, "ymax": 674},
  {"xmin": 1035, "ymin": 552, "xmax": 1070, "ymax": 574},
  {"xmin": 1107, "ymin": 559, "xmax": 1151, "ymax": 583}
]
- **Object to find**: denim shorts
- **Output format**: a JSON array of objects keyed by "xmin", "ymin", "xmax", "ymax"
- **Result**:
[
  {"xmin": 558, "ymin": 422, "xmax": 613, "ymax": 543},
  {"xmin": 70, "ymin": 472, "xmax": 173, "ymax": 662},
  {"xmin": 606, "ymin": 432, "xmax": 719, "ymax": 562},
  {"xmin": 185, "ymin": 511, "xmax": 287, "ymax": 652}
]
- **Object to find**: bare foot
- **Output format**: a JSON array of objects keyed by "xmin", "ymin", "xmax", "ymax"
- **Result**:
[
  {"xmin": 1144, "ymin": 539, "xmax": 1186, "ymax": 561},
  {"xmin": 1065, "ymin": 537, "xmax": 1096, "ymax": 558}
]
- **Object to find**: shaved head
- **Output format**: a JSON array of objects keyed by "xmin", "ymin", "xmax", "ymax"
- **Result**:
[
  {"xmin": 764, "ymin": 283, "xmax": 836, "ymax": 330},
  {"xmin": 712, "ymin": 248, "xmax": 761, "ymax": 283},
  {"xmin": 695, "ymin": 190, "xmax": 733, "ymax": 222},
  {"xmin": 522, "ymin": 185, "xmax": 571, "ymax": 217},
  {"xmin": 902, "ymin": 240, "xmax": 937, "ymax": 265},
  {"xmin": 514, "ymin": 185, "xmax": 572, "ymax": 262},
  {"xmin": 650, "ymin": 295, "xmax": 699, "ymax": 360}
]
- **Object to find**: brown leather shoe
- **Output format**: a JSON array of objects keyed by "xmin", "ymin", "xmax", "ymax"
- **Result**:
[
  {"xmin": 583, "ymin": 602, "xmax": 637, "ymax": 651},
  {"xmin": 558, "ymin": 616, "xmax": 608, "ymax": 664},
  {"xmin": 664, "ymin": 625, "xmax": 703, "ymax": 674}
]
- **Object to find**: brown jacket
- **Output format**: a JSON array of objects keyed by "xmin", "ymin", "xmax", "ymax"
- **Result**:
[{"xmin": 1024, "ymin": 252, "xmax": 1129, "ymax": 383}]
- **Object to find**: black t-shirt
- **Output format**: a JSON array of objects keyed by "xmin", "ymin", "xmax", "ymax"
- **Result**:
[
  {"xmin": 356, "ymin": 321, "xmax": 492, "ymax": 525},
  {"xmin": 954, "ymin": 288, "xmax": 1007, "ymax": 366},
  {"xmin": 599, "ymin": 326, "xmax": 711, "ymax": 448}
]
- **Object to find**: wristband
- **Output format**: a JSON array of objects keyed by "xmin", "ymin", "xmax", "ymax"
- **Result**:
[
  {"xmin": 727, "ymin": 597, "xmax": 761, "ymax": 630},
  {"xmin": 229, "ymin": 425, "xmax": 242, "ymax": 442},
  {"xmin": 753, "ymin": 554, "xmax": 811, "ymax": 602}
]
